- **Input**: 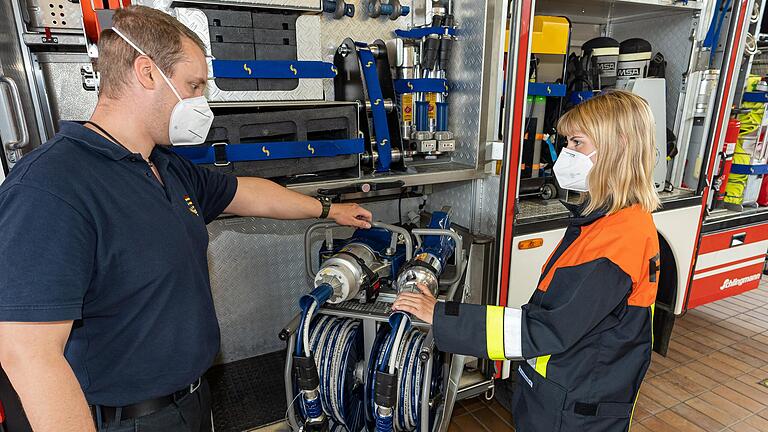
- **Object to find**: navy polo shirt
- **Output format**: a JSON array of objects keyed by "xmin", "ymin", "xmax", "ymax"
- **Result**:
[{"xmin": 0, "ymin": 121, "xmax": 237, "ymax": 406}]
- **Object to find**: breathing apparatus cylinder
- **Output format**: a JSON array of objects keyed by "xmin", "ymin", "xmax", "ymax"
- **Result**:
[
  {"xmin": 616, "ymin": 38, "xmax": 652, "ymax": 86},
  {"xmin": 582, "ymin": 37, "xmax": 620, "ymax": 89}
]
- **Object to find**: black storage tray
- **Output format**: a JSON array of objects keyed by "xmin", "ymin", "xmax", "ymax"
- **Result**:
[
  {"xmin": 204, "ymin": 7, "xmax": 299, "ymax": 92},
  {"xmin": 204, "ymin": 104, "xmax": 361, "ymax": 184}
]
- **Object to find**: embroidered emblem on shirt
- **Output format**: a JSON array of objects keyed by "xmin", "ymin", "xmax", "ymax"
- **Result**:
[{"xmin": 183, "ymin": 195, "xmax": 199, "ymax": 216}]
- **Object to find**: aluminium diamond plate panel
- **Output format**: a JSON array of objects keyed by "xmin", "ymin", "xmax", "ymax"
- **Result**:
[
  {"xmin": 478, "ymin": 176, "xmax": 500, "ymax": 236},
  {"xmin": 426, "ymin": 176, "xmax": 499, "ymax": 237},
  {"xmin": 427, "ymin": 176, "xmax": 500, "ymax": 237},
  {"xmin": 319, "ymin": 0, "xmax": 415, "ymax": 100},
  {"xmin": 609, "ymin": 11, "xmax": 698, "ymax": 128},
  {"xmin": 207, "ymin": 198, "xmax": 422, "ymax": 364},
  {"xmin": 425, "ymin": 180, "xmax": 477, "ymax": 232},
  {"xmin": 446, "ymin": 0, "xmax": 487, "ymax": 166}
]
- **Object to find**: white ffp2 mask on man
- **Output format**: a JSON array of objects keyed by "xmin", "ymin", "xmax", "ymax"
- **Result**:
[
  {"xmin": 111, "ymin": 27, "xmax": 213, "ymax": 146},
  {"xmin": 553, "ymin": 148, "xmax": 597, "ymax": 192}
]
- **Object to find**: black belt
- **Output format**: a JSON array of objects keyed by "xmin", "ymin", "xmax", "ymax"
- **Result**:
[{"xmin": 91, "ymin": 377, "xmax": 202, "ymax": 426}]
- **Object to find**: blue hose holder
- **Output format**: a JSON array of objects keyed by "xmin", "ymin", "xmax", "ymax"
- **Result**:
[
  {"xmin": 436, "ymin": 102, "xmax": 449, "ymax": 132},
  {"xmin": 415, "ymin": 101, "xmax": 430, "ymax": 132}
]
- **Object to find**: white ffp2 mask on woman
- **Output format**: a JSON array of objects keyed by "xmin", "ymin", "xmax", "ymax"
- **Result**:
[
  {"xmin": 553, "ymin": 148, "xmax": 597, "ymax": 192},
  {"xmin": 111, "ymin": 27, "xmax": 213, "ymax": 146}
]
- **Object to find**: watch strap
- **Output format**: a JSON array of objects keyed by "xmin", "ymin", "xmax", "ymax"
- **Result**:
[{"xmin": 316, "ymin": 196, "xmax": 332, "ymax": 219}]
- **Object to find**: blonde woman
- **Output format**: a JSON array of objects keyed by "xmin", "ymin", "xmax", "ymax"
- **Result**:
[{"xmin": 393, "ymin": 90, "xmax": 661, "ymax": 432}]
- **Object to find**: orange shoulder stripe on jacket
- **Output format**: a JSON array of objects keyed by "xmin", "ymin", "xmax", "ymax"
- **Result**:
[{"xmin": 537, "ymin": 205, "xmax": 659, "ymax": 307}]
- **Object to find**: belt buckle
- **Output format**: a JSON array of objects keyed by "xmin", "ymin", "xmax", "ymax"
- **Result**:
[
  {"xmin": 189, "ymin": 377, "xmax": 201, "ymax": 394},
  {"xmin": 213, "ymin": 142, "xmax": 230, "ymax": 167}
]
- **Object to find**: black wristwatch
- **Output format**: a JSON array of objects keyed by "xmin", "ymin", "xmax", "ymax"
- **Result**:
[{"xmin": 316, "ymin": 195, "xmax": 332, "ymax": 219}]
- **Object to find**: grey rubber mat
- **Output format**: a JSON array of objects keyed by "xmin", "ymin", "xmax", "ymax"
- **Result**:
[{"xmin": 206, "ymin": 351, "xmax": 287, "ymax": 432}]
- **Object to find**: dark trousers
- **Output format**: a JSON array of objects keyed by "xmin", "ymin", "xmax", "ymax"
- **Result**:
[
  {"xmin": 97, "ymin": 379, "xmax": 212, "ymax": 432},
  {"xmin": 0, "ymin": 368, "xmax": 32, "ymax": 432}
]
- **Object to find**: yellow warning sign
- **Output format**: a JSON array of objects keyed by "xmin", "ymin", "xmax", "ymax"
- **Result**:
[
  {"xmin": 427, "ymin": 93, "xmax": 437, "ymax": 120},
  {"xmin": 402, "ymin": 94, "xmax": 413, "ymax": 122}
]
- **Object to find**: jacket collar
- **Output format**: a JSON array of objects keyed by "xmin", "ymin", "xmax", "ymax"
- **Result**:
[{"xmin": 561, "ymin": 199, "xmax": 607, "ymax": 227}]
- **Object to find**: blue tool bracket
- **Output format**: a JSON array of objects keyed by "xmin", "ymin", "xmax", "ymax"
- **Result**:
[
  {"xmin": 172, "ymin": 138, "xmax": 365, "ymax": 166},
  {"xmin": 394, "ymin": 26, "xmax": 457, "ymax": 39},
  {"xmin": 528, "ymin": 82, "xmax": 566, "ymax": 97},
  {"xmin": 730, "ymin": 163, "xmax": 768, "ymax": 175},
  {"xmin": 393, "ymin": 78, "xmax": 449, "ymax": 94},
  {"xmin": 356, "ymin": 45, "xmax": 393, "ymax": 172},
  {"xmin": 569, "ymin": 90, "xmax": 597, "ymax": 105},
  {"xmin": 742, "ymin": 92, "xmax": 768, "ymax": 103},
  {"xmin": 211, "ymin": 60, "xmax": 338, "ymax": 79}
]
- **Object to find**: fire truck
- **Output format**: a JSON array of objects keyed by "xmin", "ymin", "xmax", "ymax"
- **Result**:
[{"xmin": 0, "ymin": 0, "xmax": 766, "ymax": 430}]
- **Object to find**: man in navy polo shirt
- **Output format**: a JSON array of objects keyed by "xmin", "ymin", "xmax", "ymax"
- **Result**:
[{"xmin": 0, "ymin": 6, "xmax": 371, "ymax": 432}]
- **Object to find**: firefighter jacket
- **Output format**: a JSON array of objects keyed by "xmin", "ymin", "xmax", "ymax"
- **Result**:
[{"xmin": 433, "ymin": 202, "xmax": 660, "ymax": 431}]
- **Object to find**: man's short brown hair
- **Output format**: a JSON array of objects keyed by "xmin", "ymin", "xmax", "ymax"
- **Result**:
[{"xmin": 96, "ymin": 5, "xmax": 207, "ymax": 99}]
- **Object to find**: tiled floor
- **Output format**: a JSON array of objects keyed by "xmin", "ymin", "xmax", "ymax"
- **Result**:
[{"xmin": 451, "ymin": 277, "xmax": 768, "ymax": 432}]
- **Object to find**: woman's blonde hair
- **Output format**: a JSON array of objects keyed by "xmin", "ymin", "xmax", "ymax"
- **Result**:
[{"xmin": 557, "ymin": 90, "xmax": 661, "ymax": 215}]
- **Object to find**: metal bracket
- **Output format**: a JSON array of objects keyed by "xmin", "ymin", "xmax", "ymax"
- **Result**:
[
  {"xmin": 410, "ymin": 228, "xmax": 467, "ymax": 296},
  {"xmin": 304, "ymin": 221, "xmax": 414, "ymax": 280}
]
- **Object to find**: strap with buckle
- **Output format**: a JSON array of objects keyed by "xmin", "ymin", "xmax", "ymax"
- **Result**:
[
  {"xmin": 213, "ymin": 143, "xmax": 229, "ymax": 167},
  {"xmin": 91, "ymin": 377, "xmax": 203, "ymax": 426},
  {"xmin": 172, "ymin": 138, "xmax": 365, "ymax": 166}
]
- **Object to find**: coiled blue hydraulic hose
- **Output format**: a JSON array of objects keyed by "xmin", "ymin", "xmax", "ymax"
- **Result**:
[
  {"xmin": 296, "ymin": 314, "xmax": 365, "ymax": 430},
  {"xmin": 368, "ymin": 312, "xmax": 433, "ymax": 432}
]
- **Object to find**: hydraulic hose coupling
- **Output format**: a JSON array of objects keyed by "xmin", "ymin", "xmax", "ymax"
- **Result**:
[
  {"xmin": 374, "ymin": 371, "xmax": 397, "ymax": 432},
  {"xmin": 293, "ymin": 355, "xmax": 327, "ymax": 429}
]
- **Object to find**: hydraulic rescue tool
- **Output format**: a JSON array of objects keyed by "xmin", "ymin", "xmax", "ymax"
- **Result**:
[{"xmin": 285, "ymin": 211, "xmax": 466, "ymax": 431}]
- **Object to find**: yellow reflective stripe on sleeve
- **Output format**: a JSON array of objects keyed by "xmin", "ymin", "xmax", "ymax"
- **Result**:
[
  {"xmin": 486, "ymin": 306, "xmax": 506, "ymax": 360},
  {"xmin": 534, "ymin": 354, "xmax": 551, "ymax": 377}
]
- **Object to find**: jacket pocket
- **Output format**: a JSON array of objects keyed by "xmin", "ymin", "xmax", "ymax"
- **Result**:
[
  {"xmin": 512, "ymin": 363, "xmax": 567, "ymax": 432},
  {"xmin": 561, "ymin": 401, "xmax": 634, "ymax": 431}
]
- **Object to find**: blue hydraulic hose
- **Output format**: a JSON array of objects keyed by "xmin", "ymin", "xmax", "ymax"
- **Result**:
[
  {"xmin": 296, "ymin": 313, "xmax": 307, "ymax": 355},
  {"xmin": 295, "ymin": 284, "xmax": 334, "ymax": 357},
  {"xmin": 376, "ymin": 412, "xmax": 394, "ymax": 432}
]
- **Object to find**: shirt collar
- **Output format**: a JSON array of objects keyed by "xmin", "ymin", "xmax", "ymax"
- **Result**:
[
  {"xmin": 560, "ymin": 199, "xmax": 607, "ymax": 227},
  {"xmin": 59, "ymin": 121, "xmax": 132, "ymax": 161},
  {"xmin": 151, "ymin": 145, "xmax": 173, "ymax": 171},
  {"xmin": 59, "ymin": 121, "xmax": 172, "ymax": 170}
]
